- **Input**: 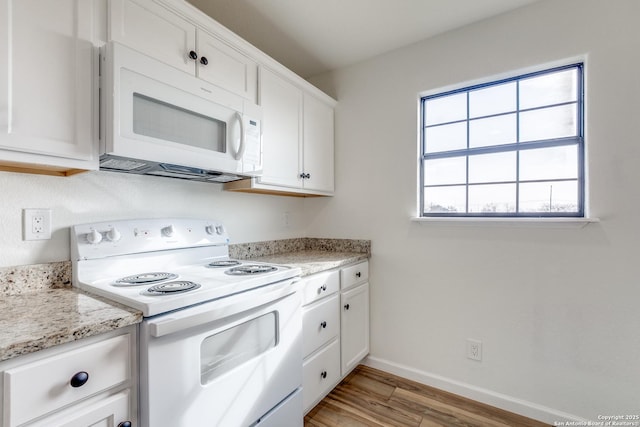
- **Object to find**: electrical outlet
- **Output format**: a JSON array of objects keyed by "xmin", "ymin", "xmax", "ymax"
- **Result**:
[
  {"xmin": 23, "ymin": 209, "xmax": 52, "ymax": 240},
  {"xmin": 466, "ymin": 339, "xmax": 482, "ymax": 361}
]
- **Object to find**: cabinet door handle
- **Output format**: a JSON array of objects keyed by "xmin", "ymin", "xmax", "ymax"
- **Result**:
[
  {"xmin": 320, "ymin": 321, "xmax": 327, "ymax": 328},
  {"xmin": 200, "ymin": 56, "xmax": 208, "ymax": 66},
  {"xmin": 189, "ymin": 50, "xmax": 198, "ymax": 60},
  {"xmin": 118, "ymin": 422, "xmax": 132, "ymax": 427},
  {"xmin": 69, "ymin": 371, "xmax": 89, "ymax": 388},
  {"xmin": 299, "ymin": 173, "xmax": 311, "ymax": 179},
  {"xmin": 318, "ymin": 284, "xmax": 327, "ymax": 294},
  {"xmin": 344, "ymin": 303, "xmax": 350, "ymax": 310},
  {"xmin": 320, "ymin": 370, "xmax": 327, "ymax": 379}
]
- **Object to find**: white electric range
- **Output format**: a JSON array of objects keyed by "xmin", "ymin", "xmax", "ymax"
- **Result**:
[{"xmin": 71, "ymin": 218, "xmax": 303, "ymax": 427}]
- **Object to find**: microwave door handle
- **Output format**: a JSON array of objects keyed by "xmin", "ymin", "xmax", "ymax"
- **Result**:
[{"xmin": 233, "ymin": 111, "xmax": 246, "ymax": 161}]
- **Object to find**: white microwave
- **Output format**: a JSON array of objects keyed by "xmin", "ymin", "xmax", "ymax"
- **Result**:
[{"xmin": 100, "ymin": 42, "xmax": 262, "ymax": 183}]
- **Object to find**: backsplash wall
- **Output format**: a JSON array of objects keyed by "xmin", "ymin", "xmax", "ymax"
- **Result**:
[{"xmin": 0, "ymin": 169, "xmax": 306, "ymax": 268}]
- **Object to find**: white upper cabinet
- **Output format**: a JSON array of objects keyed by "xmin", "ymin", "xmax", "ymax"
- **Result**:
[
  {"xmin": 303, "ymin": 92, "xmax": 335, "ymax": 193},
  {"xmin": 109, "ymin": 0, "xmax": 258, "ymax": 102},
  {"xmin": 226, "ymin": 66, "xmax": 335, "ymax": 196},
  {"xmin": 0, "ymin": 0, "xmax": 98, "ymax": 174},
  {"xmin": 258, "ymin": 67, "xmax": 303, "ymax": 189}
]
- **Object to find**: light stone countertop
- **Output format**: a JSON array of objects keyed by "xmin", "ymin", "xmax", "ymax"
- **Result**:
[
  {"xmin": 245, "ymin": 250, "xmax": 369, "ymax": 276},
  {"xmin": 0, "ymin": 238, "xmax": 369, "ymax": 362},
  {"xmin": 0, "ymin": 262, "xmax": 142, "ymax": 362}
]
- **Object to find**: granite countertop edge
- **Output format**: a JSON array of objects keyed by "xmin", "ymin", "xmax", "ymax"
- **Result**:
[{"xmin": 0, "ymin": 237, "xmax": 370, "ymax": 362}]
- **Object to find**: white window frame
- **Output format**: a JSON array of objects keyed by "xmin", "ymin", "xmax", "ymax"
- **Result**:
[{"xmin": 419, "ymin": 63, "xmax": 585, "ymax": 218}]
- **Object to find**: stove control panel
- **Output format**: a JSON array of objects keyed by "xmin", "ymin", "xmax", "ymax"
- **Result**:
[{"xmin": 71, "ymin": 218, "xmax": 230, "ymax": 260}]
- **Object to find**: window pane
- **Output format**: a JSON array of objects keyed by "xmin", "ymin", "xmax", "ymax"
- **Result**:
[
  {"xmin": 520, "ymin": 104, "xmax": 577, "ymax": 142},
  {"xmin": 469, "ymin": 113, "xmax": 516, "ymax": 148},
  {"xmin": 519, "ymin": 181, "xmax": 578, "ymax": 213},
  {"xmin": 468, "ymin": 183, "xmax": 516, "ymax": 213},
  {"xmin": 520, "ymin": 68, "xmax": 578, "ymax": 109},
  {"xmin": 425, "ymin": 122, "xmax": 467, "ymax": 153},
  {"xmin": 468, "ymin": 151, "xmax": 516, "ymax": 184},
  {"xmin": 519, "ymin": 145, "xmax": 578, "ymax": 181},
  {"xmin": 424, "ymin": 186, "xmax": 466, "ymax": 213},
  {"xmin": 424, "ymin": 93, "xmax": 467, "ymax": 125},
  {"xmin": 469, "ymin": 82, "xmax": 516, "ymax": 118},
  {"xmin": 424, "ymin": 157, "xmax": 466, "ymax": 186}
]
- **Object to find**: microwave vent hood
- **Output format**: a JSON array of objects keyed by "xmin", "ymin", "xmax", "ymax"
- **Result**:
[{"xmin": 100, "ymin": 155, "xmax": 245, "ymax": 183}]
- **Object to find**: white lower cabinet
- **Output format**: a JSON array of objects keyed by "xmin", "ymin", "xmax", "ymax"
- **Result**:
[
  {"xmin": 0, "ymin": 327, "xmax": 136, "ymax": 427},
  {"xmin": 302, "ymin": 261, "xmax": 370, "ymax": 414}
]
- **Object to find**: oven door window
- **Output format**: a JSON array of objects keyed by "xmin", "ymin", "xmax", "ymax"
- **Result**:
[
  {"xmin": 132, "ymin": 92, "xmax": 226, "ymax": 153},
  {"xmin": 200, "ymin": 311, "xmax": 278, "ymax": 385}
]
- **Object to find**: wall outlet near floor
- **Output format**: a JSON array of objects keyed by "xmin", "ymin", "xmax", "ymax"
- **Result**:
[
  {"xmin": 466, "ymin": 339, "xmax": 482, "ymax": 361},
  {"xmin": 23, "ymin": 208, "xmax": 52, "ymax": 240}
]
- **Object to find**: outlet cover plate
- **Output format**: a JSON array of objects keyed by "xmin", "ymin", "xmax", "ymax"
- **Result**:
[
  {"xmin": 23, "ymin": 208, "xmax": 52, "ymax": 240},
  {"xmin": 466, "ymin": 338, "xmax": 482, "ymax": 361}
]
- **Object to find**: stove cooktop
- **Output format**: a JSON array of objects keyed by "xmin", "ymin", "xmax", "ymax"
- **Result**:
[{"xmin": 71, "ymin": 219, "xmax": 301, "ymax": 317}]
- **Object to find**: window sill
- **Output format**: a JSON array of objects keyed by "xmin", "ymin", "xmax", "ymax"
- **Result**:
[{"xmin": 411, "ymin": 216, "xmax": 600, "ymax": 228}]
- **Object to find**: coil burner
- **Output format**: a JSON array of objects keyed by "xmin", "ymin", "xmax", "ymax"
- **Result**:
[
  {"xmin": 225, "ymin": 265, "xmax": 278, "ymax": 276},
  {"xmin": 146, "ymin": 281, "xmax": 201, "ymax": 295},
  {"xmin": 114, "ymin": 272, "xmax": 178, "ymax": 286},
  {"xmin": 206, "ymin": 260, "xmax": 241, "ymax": 268}
]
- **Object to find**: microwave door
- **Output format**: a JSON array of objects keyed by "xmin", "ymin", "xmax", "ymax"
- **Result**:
[{"xmin": 105, "ymin": 42, "xmax": 246, "ymax": 175}]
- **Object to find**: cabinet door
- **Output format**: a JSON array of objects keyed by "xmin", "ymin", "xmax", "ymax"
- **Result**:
[
  {"xmin": 303, "ymin": 93, "xmax": 334, "ymax": 192},
  {"xmin": 0, "ymin": 0, "xmax": 96, "ymax": 164},
  {"xmin": 28, "ymin": 391, "xmax": 131, "ymax": 427},
  {"xmin": 109, "ymin": 0, "xmax": 196, "ymax": 74},
  {"xmin": 258, "ymin": 67, "xmax": 302, "ymax": 188},
  {"xmin": 341, "ymin": 282, "xmax": 370, "ymax": 376},
  {"xmin": 197, "ymin": 30, "xmax": 257, "ymax": 102}
]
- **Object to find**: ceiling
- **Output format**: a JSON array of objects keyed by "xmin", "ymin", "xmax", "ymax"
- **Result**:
[{"xmin": 187, "ymin": 0, "xmax": 540, "ymax": 79}]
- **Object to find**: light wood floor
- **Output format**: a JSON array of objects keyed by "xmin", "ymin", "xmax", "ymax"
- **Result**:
[{"xmin": 304, "ymin": 365, "xmax": 549, "ymax": 427}]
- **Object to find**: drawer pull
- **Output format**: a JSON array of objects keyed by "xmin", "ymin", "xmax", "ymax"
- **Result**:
[
  {"xmin": 118, "ymin": 422, "xmax": 132, "ymax": 427},
  {"xmin": 344, "ymin": 303, "xmax": 350, "ymax": 310},
  {"xmin": 356, "ymin": 272, "xmax": 362, "ymax": 278},
  {"xmin": 320, "ymin": 370, "xmax": 327, "ymax": 379},
  {"xmin": 320, "ymin": 321, "xmax": 327, "ymax": 329},
  {"xmin": 69, "ymin": 371, "xmax": 89, "ymax": 388},
  {"xmin": 318, "ymin": 284, "xmax": 327, "ymax": 294}
]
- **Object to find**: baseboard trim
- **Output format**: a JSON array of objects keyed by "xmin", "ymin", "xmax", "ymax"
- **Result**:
[{"xmin": 363, "ymin": 356, "xmax": 586, "ymax": 425}]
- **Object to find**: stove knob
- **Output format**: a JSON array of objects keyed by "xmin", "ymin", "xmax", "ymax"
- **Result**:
[
  {"xmin": 162, "ymin": 225, "xmax": 175, "ymax": 237},
  {"xmin": 215, "ymin": 225, "xmax": 225, "ymax": 235},
  {"xmin": 106, "ymin": 227, "xmax": 121, "ymax": 242},
  {"xmin": 205, "ymin": 225, "xmax": 215, "ymax": 235},
  {"xmin": 86, "ymin": 229, "xmax": 102, "ymax": 245}
]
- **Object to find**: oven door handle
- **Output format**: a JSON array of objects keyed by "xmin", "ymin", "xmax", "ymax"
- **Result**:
[{"xmin": 147, "ymin": 278, "xmax": 301, "ymax": 338}]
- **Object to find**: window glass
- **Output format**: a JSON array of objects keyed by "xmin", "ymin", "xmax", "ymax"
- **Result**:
[
  {"xmin": 469, "ymin": 82, "xmax": 516, "ymax": 118},
  {"xmin": 424, "ymin": 186, "xmax": 466, "ymax": 213},
  {"xmin": 424, "ymin": 92, "xmax": 467, "ymax": 125},
  {"xmin": 468, "ymin": 152, "xmax": 517, "ymax": 184},
  {"xmin": 519, "ymin": 68, "xmax": 577, "ymax": 109},
  {"xmin": 469, "ymin": 114, "xmax": 517, "ymax": 148},
  {"xmin": 425, "ymin": 122, "xmax": 467, "ymax": 153},
  {"xmin": 519, "ymin": 104, "xmax": 577, "ymax": 142},
  {"xmin": 424, "ymin": 157, "xmax": 466, "ymax": 186}
]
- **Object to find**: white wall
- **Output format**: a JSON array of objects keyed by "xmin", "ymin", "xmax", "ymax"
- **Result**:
[
  {"xmin": 0, "ymin": 170, "xmax": 305, "ymax": 267},
  {"xmin": 307, "ymin": 0, "xmax": 639, "ymax": 422}
]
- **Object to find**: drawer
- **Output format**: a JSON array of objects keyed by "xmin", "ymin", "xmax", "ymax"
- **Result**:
[
  {"xmin": 340, "ymin": 261, "xmax": 369, "ymax": 290},
  {"xmin": 4, "ymin": 334, "xmax": 131, "ymax": 427},
  {"xmin": 303, "ymin": 338, "xmax": 340, "ymax": 413},
  {"xmin": 301, "ymin": 270, "xmax": 339, "ymax": 306},
  {"xmin": 302, "ymin": 293, "xmax": 339, "ymax": 358}
]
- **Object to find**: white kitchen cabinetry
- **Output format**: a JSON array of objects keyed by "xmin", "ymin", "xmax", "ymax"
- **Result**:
[
  {"xmin": 0, "ymin": 0, "xmax": 99, "ymax": 175},
  {"xmin": 0, "ymin": 327, "xmax": 136, "ymax": 427},
  {"xmin": 225, "ymin": 67, "xmax": 335, "ymax": 196},
  {"xmin": 301, "ymin": 270, "xmax": 340, "ymax": 413},
  {"xmin": 302, "ymin": 260, "xmax": 370, "ymax": 413},
  {"xmin": 109, "ymin": 0, "xmax": 258, "ymax": 102},
  {"xmin": 340, "ymin": 261, "xmax": 370, "ymax": 376}
]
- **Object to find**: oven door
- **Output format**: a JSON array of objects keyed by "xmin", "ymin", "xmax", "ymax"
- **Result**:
[{"xmin": 139, "ymin": 279, "xmax": 302, "ymax": 427}]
